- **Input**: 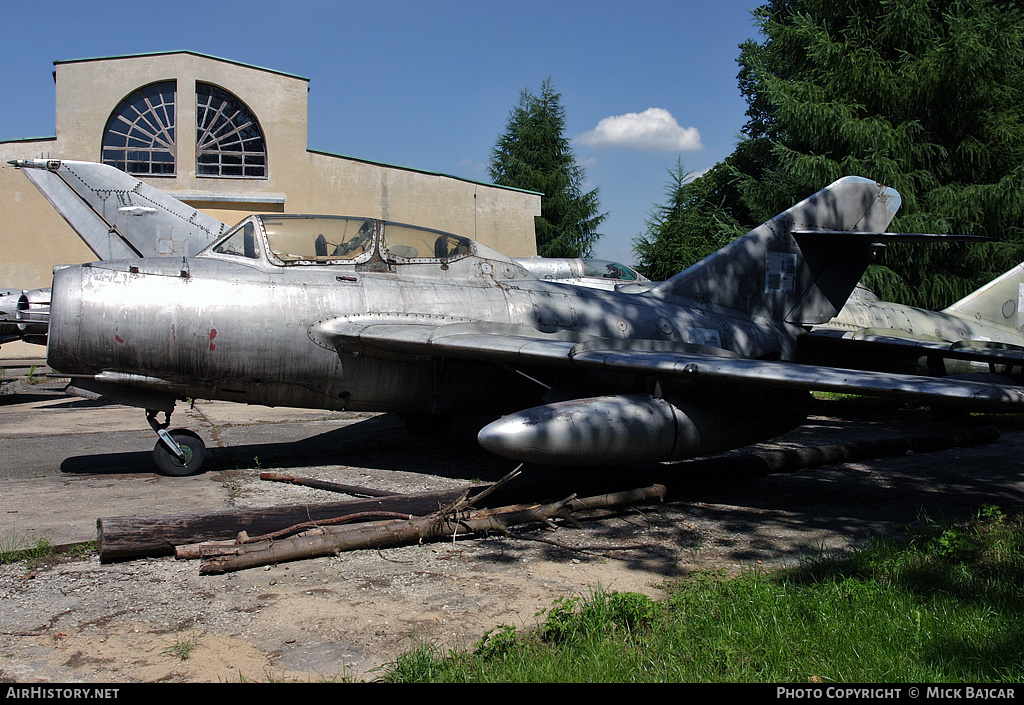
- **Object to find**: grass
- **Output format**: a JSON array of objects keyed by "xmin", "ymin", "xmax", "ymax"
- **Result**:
[
  {"xmin": 162, "ymin": 634, "xmax": 200, "ymax": 661},
  {"xmin": 0, "ymin": 534, "xmax": 96, "ymax": 571},
  {"xmin": 376, "ymin": 504, "xmax": 1024, "ymax": 683},
  {"xmin": 0, "ymin": 534, "xmax": 56, "ymax": 566}
]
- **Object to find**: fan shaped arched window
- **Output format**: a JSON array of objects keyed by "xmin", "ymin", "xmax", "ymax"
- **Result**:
[
  {"xmin": 101, "ymin": 81, "xmax": 176, "ymax": 175},
  {"xmin": 196, "ymin": 83, "xmax": 267, "ymax": 178}
]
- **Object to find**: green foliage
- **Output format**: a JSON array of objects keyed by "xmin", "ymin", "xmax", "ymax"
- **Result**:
[
  {"xmin": 636, "ymin": 0, "xmax": 1024, "ymax": 308},
  {"xmin": 474, "ymin": 624, "xmax": 520, "ymax": 661},
  {"xmin": 490, "ymin": 79, "xmax": 607, "ymax": 258},
  {"xmin": 736, "ymin": 0, "xmax": 1024, "ymax": 309},
  {"xmin": 537, "ymin": 587, "xmax": 661, "ymax": 645},
  {"xmin": 0, "ymin": 535, "xmax": 54, "ymax": 565},
  {"xmin": 633, "ymin": 160, "xmax": 747, "ymax": 280},
  {"xmin": 161, "ymin": 634, "xmax": 200, "ymax": 661},
  {"xmin": 378, "ymin": 505, "xmax": 1024, "ymax": 683}
]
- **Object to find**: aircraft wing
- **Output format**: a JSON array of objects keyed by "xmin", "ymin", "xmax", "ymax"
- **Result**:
[{"xmin": 311, "ymin": 316, "xmax": 1024, "ymax": 411}]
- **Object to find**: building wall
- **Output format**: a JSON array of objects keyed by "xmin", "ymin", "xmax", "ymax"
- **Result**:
[{"xmin": 0, "ymin": 51, "xmax": 540, "ymax": 357}]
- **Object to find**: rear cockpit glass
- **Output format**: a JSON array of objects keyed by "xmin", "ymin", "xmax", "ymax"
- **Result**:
[
  {"xmin": 262, "ymin": 216, "xmax": 374, "ymax": 263},
  {"xmin": 582, "ymin": 259, "xmax": 641, "ymax": 281},
  {"xmin": 212, "ymin": 221, "xmax": 261, "ymax": 259},
  {"xmin": 382, "ymin": 222, "xmax": 473, "ymax": 261}
]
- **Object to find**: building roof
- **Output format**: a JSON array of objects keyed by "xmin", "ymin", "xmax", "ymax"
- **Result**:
[
  {"xmin": 53, "ymin": 50, "xmax": 310, "ymax": 82},
  {"xmin": 307, "ymin": 148, "xmax": 542, "ymax": 197},
  {"xmin": 38, "ymin": 52, "xmax": 539, "ymax": 198}
]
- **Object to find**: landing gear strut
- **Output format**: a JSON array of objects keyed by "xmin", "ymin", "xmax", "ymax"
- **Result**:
[{"xmin": 147, "ymin": 409, "xmax": 207, "ymax": 476}]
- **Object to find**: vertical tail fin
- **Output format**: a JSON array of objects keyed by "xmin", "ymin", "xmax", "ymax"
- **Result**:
[
  {"xmin": 644, "ymin": 176, "xmax": 901, "ymax": 326},
  {"xmin": 942, "ymin": 262, "xmax": 1024, "ymax": 333},
  {"xmin": 10, "ymin": 159, "xmax": 228, "ymax": 260}
]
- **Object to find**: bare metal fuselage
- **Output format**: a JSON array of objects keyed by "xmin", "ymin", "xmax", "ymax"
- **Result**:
[
  {"xmin": 47, "ymin": 250, "xmax": 788, "ymax": 418},
  {"xmin": 804, "ymin": 285, "xmax": 1024, "ymax": 379},
  {"xmin": 829, "ymin": 298, "xmax": 1024, "ymax": 348}
]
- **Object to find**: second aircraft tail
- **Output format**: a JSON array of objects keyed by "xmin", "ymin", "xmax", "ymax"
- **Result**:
[{"xmin": 942, "ymin": 262, "xmax": 1024, "ymax": 334}]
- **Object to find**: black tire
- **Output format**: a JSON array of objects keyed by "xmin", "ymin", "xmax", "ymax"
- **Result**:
[{"xmin": 153, "ymin": 431, "xmax": 207, "ymax": 476}]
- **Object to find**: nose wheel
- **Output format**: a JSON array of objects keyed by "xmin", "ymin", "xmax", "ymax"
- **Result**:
[{"xmin": 147, "ymin": 410, "xmax": 207, "ymax": 476}]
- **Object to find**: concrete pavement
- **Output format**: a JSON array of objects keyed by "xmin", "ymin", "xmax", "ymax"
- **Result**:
[{"xmin": 0, "ymin": 360, "xmax": 509, "ymax": 548}]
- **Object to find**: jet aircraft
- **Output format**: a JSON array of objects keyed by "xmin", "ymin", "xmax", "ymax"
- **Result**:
[
  {"xmin": 512, "ymin": 256, "xmax": 650, "ymax": 290},
  {"xmin": 798, "ymin": 266, "xmax": 1024, "ymax": 383},
  {"xmin": 24, "ymin": 164, "xmax": 1024, "ymax": 475},
  {"xmin": 1, "ymin": 287, "xmax": 48, "ymax": 346}
]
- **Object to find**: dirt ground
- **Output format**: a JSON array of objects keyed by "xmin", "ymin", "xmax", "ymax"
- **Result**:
[{"xmin": 1, "ymin": 369, "xmax": 1023, "ymax": 683}]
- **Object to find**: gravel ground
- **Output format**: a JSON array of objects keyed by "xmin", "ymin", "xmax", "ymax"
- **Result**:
[{"xmin": 2, "ymin": 369, "xmax": 1023, "ymax": 683}]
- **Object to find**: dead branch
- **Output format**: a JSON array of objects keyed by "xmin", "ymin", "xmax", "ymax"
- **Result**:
[
  {"xmin": 196, "ymin": 484, "xmax": 667, "ymax": 574},
  {"xmin": 98, "ymin": 486, "xmax": 476, "ymax": 562},
  {"xmin": 432, "ymin": 464, "xmax": 523, "ymax": 517},
  {"xmin": 240, "ymin": 510, "xmax": 415, "ymax": 544},
  {"xmin": 258, "ymin": 472, "xmax": 399, "ymax": 497}
]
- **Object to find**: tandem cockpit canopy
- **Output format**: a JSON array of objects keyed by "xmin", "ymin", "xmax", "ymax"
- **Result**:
[{"xmin": 204, "ymin": 214, "xmax": 477, "ymax": 266}]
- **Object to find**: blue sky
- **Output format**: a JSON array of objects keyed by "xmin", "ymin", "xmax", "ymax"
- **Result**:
[{"xmin": 0, "ymin": 0, "xmax": 764, "ymax": 266}]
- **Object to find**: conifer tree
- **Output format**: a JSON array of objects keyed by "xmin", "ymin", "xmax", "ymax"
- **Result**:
[
  {"xmin": 635, "ymin": 0, "xmax": 1024, "ymax": 308},
  {"xmin": 633, "ymin": 160, "xmax": 746, "ymax": 281},
  {"xmin": 489, "ymin": 79, "xmax": 606, "ymax": 258},
  {"xmin": 736, "ymin": 0, "xmax": 1024, "ymax": 309}
]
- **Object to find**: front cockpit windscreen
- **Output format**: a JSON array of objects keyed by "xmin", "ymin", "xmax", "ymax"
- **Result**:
[
  {"xmin": 262, "ymin": 216, "xmax": 375, "ymax": 263},
  {"xmin": 382, "ymin": 222, "xmax": 473, "ymax": 261},
  {"xmin": 212, "ymin": 221, "xmax": 261, "ymax": 259}
]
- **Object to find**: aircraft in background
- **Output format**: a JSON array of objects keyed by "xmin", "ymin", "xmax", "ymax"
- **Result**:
[
  {"xmin": 30, "ymin": 170, "xmax": 1024, "ymax": 475},
  {"xmin": 1, "ymin": 286, "xmax": 48, "ymax": 346},
  {"xmin": 512, "ymin": 256, "xmax": 649, "ymax": 290},
  {"xmin": 797, "ymin": 264, "xmax": 1024, "ymax": 383}
]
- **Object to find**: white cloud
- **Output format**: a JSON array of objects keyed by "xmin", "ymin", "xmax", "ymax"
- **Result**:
[{"xmin": 576, "ymin": 108, "xmax": 703, "ymax": 152}]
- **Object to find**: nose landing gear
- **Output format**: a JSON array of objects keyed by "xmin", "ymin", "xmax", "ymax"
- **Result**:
[{"xmin": 147, "ymin": 410, "xmax": 207, "ymax": 476}]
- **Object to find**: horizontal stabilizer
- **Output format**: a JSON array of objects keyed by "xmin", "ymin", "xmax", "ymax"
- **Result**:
[{"xmin": 793, "ymin": 229, "xmax": 990, "ymax": 244}]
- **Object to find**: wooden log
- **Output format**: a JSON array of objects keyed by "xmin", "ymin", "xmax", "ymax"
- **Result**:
[
  {"xmin": 96, "ymin": 486, "xmax": 474, "ymax": 562},
  {"xmin": 677, "ymin": 425, "xmax": 1002, "ymax": 484},
  {"xmin": 198, "ymin": 484, "xmax": 667, "ymax": 574}
]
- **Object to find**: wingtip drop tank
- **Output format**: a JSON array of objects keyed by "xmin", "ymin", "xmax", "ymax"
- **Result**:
[{"xmin": 477, "ymin": 394, "xmax": 804, "ymax": 466}]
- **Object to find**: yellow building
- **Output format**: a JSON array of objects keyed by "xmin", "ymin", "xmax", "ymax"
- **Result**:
[{"xmin": 0, "ymin": 51, "xmax": 541, "ymax": 357}]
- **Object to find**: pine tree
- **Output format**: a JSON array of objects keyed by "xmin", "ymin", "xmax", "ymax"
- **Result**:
[
  {"xmin": 489, "ymin": 79, "xmax": 606, "ymax": 258},
  {"xmin": 733, "ymin": 0, "xmax": 1024, "ymax": 309},
  {"xmin": 633, "ymin": 160, "xmax": 746, "ymax": 281},
  {"xmin": 634, "ymin": 0, "xmax": 1024, "ymax": 308}
]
